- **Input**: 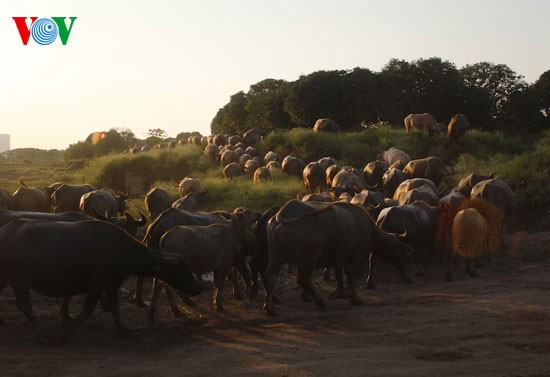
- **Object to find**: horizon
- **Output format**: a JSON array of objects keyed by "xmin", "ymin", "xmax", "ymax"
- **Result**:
[{"xmin": 1, "ymin": 0, "xmax": 549, "ymax": 150}]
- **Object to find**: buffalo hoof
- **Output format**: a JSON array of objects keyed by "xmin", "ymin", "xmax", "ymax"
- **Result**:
[
  {"xmin": 350, "ymin": 293, "xmax": 364, "ymax": 306},
  {"xmin": 263, "ymin": 303, "xmax": 278, "ymax": 317},
  {"xmin": 214, "ymin": 303, "xmax": 225, "ymax": 312}
]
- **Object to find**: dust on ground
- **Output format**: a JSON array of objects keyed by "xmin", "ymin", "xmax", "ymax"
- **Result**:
[{"xmin": 2, "ymin": 232, "xmax": 550, "ymax": 377}]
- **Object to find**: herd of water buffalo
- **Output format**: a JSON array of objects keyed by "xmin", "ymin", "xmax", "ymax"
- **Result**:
[{"xmin": 0, "ymin": 113, "xmax": 521, "ymax": 345}]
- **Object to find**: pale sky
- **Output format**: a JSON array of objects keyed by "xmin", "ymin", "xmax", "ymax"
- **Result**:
[{"xmin": 1, "ymin": 0, "xmax": 549, "ymax": 150}]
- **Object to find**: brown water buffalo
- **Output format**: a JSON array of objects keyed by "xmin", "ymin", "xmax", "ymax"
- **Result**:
[
  {"xmin": 264, "ymin": 200, "xmax": 411, "ymax": 315},
  {"xmin": 144, "ymin": 187, "xmax": 173, "ymax": 221},
  {"xmin": 264, "ymin": 151, "xmax": 282, "ymax": 164},
  {"xmin": 79, "ymin": 188, "xmax": 128, "ymax": 217},
  {"xmin": 244, "ymin": 159, "xmax": 261, "ymax": 176},
  {"xmin": 172, "ymin": 190, "xmax": 207, "ymax": 211},
  {"xmin": 325, "ymin": 165, "xmax": 341, "ymax": 187},
  {"xmin": 317, "ymin": 157, "xmax": 338, "ymax": 171},
  {"xmin": 396, "ymin": 185, "xmax": 439, "ymax": 206},
  {"xmin": 0, "ymin": 219, "xmax": 200, "ymax": 344},
  {"xmin": 220, "ymin": 149, "xmax": 239, "ymax": 166},
  {"xmin": 331, "ymin": 170, "xmax": 363, "ymax": 193},
  {"xmin": 266, "ymin": 160, "xmax": 282, "ymax": 170},
  {"xmin": 363, "ymin": 161, "xmax": 388, "ymax": 189},
  {"xmin": 223, "ymin": 162, "xmax": 243, "ymax": 179},
  {"xmin": 151, "ymin": 211, "xmax": 252, "ymax": 317},
  {"xmin": 12, "ymin": 181, "xmax": 60, "ymax": 212},
  {"xmin": 313, "ymin": 118, "xmax": 340, "ymax": 132},
  {"xmin": 378, "ymin": 147, "xmax": 411, "ymax": 169},
  {"xmin": 204, "ymin": 143, "xmax": 219, "ymax": 161},
  {"xmin": 453, "ymin": 173, "xmax": 496, "ymax": 197},
  {"xmin": 447, "ymin": 208, "xmax": 487, "ymax": 281},
  {"xmin": 253, "ymin": 167, "xmax": 271, "ymax": 183},
  {"xmin": 470, "ymin": 178, "xmax": 517, "ymax": 233},
  {"xmin": 51, "ymin": 184, "xmax": 97, "ymax": 213},
  {"xmin": 351, "ymin": 190, "xmax": 387, "ymax": 219},
  {"xmin": 176, "ymin": 177, "xmax": 201, "ymax": 197},
  {"xmin": 403, "ymin": 156, "xmax": 448, "ymax": 187},
  {"xmin": 404, "ymin": 113, "xmax": 440, "ymax": 135},
  {"xmin": 445, "ymin": 113, "xmax": 469, "ymax": 147},
  {"xmin": 282, "ymin": 156, "xmax": 306, "ymax": 177},
  {"xmin": 303, "ymin": 162, "xmax": 326, "ymax": 193},
  {"xmin": 243, "ymin": 127, "xmax": 266, "ymax": 146}
]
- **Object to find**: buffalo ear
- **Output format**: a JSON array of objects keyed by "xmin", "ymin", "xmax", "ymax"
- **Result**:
[{"xmin": 136, "ymin": 212, "xmax": 147, "ymax": 226}]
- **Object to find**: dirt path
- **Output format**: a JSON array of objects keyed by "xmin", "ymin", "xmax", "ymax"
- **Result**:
[{"xmin": 2, "ymin": 232, "xmax": 550, "ymax": 377}]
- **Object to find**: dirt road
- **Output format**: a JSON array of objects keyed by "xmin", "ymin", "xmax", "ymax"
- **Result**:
[{"xmin": 1, "ymin": 232, "xmax": 550, "ymax": 377}]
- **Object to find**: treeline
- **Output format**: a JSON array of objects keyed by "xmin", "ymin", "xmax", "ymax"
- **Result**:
[{"xmin": 211, "ymin": 58, "xmax": 550, "ymax": 135}]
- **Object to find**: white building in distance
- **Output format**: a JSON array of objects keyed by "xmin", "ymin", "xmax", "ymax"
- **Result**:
[{"xmin": 0, "ymin": 134, "xmax": 10, "ymax": 153}]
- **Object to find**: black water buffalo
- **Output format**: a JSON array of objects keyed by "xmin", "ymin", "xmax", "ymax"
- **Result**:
[
  {"xmin": 313, "ymin": 118, "xmax": 340, "ymax": 132},
  {"xmin": 282, "ymin": 156, "xmax": 305, "ymax": 177},
  {"xmin": 79, "ymin": 188, "xmax": 128, "ymax": 217},
  {"xmin": 144, "ymin": 187, "xmax": 173, "ymax": 221},
  {"xmin": 172, "ymin": 190, "xmax": 207, "ymax": 212},
  {"xmin": 0, "ymin": 209, "xmax": 92, "ymax": 228},
  {"xmin": 379, "ymin": 147, "xmax": 411, "ymax": 170},
  {"xmin": 363, "ymin": 161, "xmax": 388, "ymax": 189},
  {"xmin": 382, "ymin": 168, "xmax": 406, "ymax": 198},
  {"xmin": 445, "ymin": 113, "xmax": 468, "ymax": 147},
  {"xmin": 0, "ymin": 219, "xmax": 201, "ymax": 344},
  {"xmin": 264, "ymin": 200, "xmax": 411, "ymax": 315},
  {"xmin": 51, "ymin": 184, "xmax": 97, "ymax": 213},
  {"xmin": 403, "ymin": 156, "xmax": 448, "ymax": 187},
  {"xmin": 453, "ymin": 173, "xmax": 496, "ymax": 198},
  {"xmin": 303, "ymin": 162, "xmax": 326, "ymax": 193},
  {"xmin": 149, "ymin": 211, "xmax": 251, "ymax": 319},
  {"xmin": 376, "ymin": 201, "xmax": 439, "ymax": 277},
  {"xmin": 243, "ymin": 127, "xmax": 266, "ymax": 146},
  {"xmin": 0, "ymin": 188, "xmax": 14, "ymax": 209},
  {"xmin": 393, "ymin": 178, "xmax": 438, "ymax": 201},
  {"xmin": 394, "ymin": 182, "xmax": 439, "ymax": 206},
  {"xmin": 351, "ymin": 189, "xmax": 387, "ymax": 219},
  {"xmin": 12, "ymin": 181, "xmax": 60, "ymax": 212}
]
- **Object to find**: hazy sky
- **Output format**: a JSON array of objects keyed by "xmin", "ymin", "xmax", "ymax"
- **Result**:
[{"xmin": 1, "ymin": 0, "xmax": 549, "ymax": 150}]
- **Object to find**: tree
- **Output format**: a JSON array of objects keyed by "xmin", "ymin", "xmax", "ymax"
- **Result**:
[
  {"xmin": 460, "ymin": 62, "xmax": 527, "ymax": 122},
  {"xmin": 534, "ymin": 70, "xmax": 550, "ymax": 116},
  {"xmin": 95, "ymin": 129, "xmax": 129, "ymax": 156},
  {"xmin": 146, "ymin": 128, "xmax": 168, "ymax": 139},
  {"xmin": 211, "ymin": 91, "xmax": 248, "ymax": 134}
]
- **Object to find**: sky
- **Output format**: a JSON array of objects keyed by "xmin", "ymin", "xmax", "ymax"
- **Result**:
[{"xmin": 0, "ymin": 0, "xmax": 549, "ymax": 150}]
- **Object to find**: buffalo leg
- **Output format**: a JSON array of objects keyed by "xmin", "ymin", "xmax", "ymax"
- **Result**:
[
  {"xmin": 103, "ymin": 289, "xmax": 132, "ymax": 338},
  {"xmin": 13, "ymin": 286, "xmax": 56, "ymax": 345},
  {"xmin": 148, "ymin": 278, "xmax": 164, "ymax": 324},
  {"xmin": 61, "ymin": 292, "xmax": 101, "ymax": 342},
  {"xmin": 164, "ymin": 286, "xmax": 184, "ymax": 317},
  {"xmin": 264, "ymin": 255, "xmax": 284, "ymax": 316},
  {"xmin": 297, "ymin": 264, "xmax": 326, "ymax": 310},
  {"xmin": 227, "ymin": 268, "xmax": 245, "ymax": 301},
  {"xmin": 213, "ymin": 270, "xmax": 227, "ymax": 312},
  {"xmin": 234, "ymin": 261, "xmax": 253, "ymax": 297},
  {"xmin": 366, "ymin": 252, "xmax": 376, "ymax": 289},
  {"xmin": 134, "ymin": 276, "xmax": 148, "ymax": 308},
  {"xmin": 343, "ymin": 263, "xmax": 364, "ymax": 305},
  {"xmin": 465, "ymin": 259, "xmax": 477, "ymax": 278},
  {"xmin": 248, "ymin": 255, "xmax": 261, "ymax": 299},
  {"xmin": 328, "ymin": 268, "xmax": 345, "ymax": 300},
  {"xmin": 446, "ymin": 252, "xmax": 456, "ymax": 282}
]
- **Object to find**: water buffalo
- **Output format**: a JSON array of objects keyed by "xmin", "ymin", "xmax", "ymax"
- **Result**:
[
  {"xmin": 363, "ymin": 161, "xmax": 388, "ymax": 189},
  {"xmin": 79, "ymin": 188, "xmax": 128, "ymax": 217},
  {"xmin": 331, "ymin": 170, "xmax": 363, "ymax": 193},
  {"xmin": 447, "ymin": 208, "xmax": 487, "ymax": 281},
  {"xmin": 204, "ymin": 143, "xmax": 219, "ymax": 161},
  {"xmin": 393, "ymin": 179, "xmax": 439, "ymax": 206},
  {"xmin": 177, "ymin": 177, "xmax": 201, "ymax": 197},
  {"xmin": 149, "ymin": 211, "xmax": 251, "ymax": 318},
  {"xmin": 144, "ymin": 187, "xmax": 173, "ymax": 221},
  {"xmin": 243, "ymin": 127, "xmax": 266, "ymax": 146},
  {"xmin": 0, "ymin": 219, "xmax": 201, "ymax": 344},
  {"xmin": 313, "ymin": 118, "xmax": 340, "ymax": 132},
  {"xmin": 282, "ymin": 156, "xmax": 306, "ymax": 178},
  {"xmin": 351, "ymin": 190, "xmax": 387, "ymax": 219},
  {"xmin": 264, "ymin": 151, "xmax": 282, "ymax": 164},
  {"xmin": 227, "ymin": 135, "xmax": 242, "ymax": 146},
  {"xmin": 376, "ymin": 201, "xmax": 439, "ymax": 276},
  {"xmin": 172, "ymin": 190, "xmax": 207, "ymax": 211},
  {"xmin": 325, "ymin": 165, "xmax": 341, "ymax": 187},
  {"xmin": 238, "ymin": 153, "xmax": 252, "ymax": 167},
  {"xmin": 264, "ymin": 200, "xmax": 411, "ymax": 315},
  {"xmin": 0, "ymin": 209, "xmax": 92, "ymax": 228},
  {"xmin": 445, "ymin": 113, "xmax": 469, "ymax": 147},
  {"xmin": 12, "ymin": 180, "xmax": 60, "ymax": 212},
  {"xmin": 253, "ymin": 167, "xmax": 271, "ymax": 183},
  {"xmin": 223, "ymin": 162, "xmax": 243, "ymax": 179},
  {"xmin": 470, "ymin": 178, "xmax": 517, "ymax": 233},
  {"xmin": 453, "ymin": 173, "xmax": 496, "ymax": 198},
  {"xmin": 382, "ymin": 168, "xmax": 406, "ymax": 198},
  {"xmin": 0, "ymin": 188, "xmax": 14, "ymax": 209},
  {"xmin": 51, "ymin": 184, "xmax": 97, "ymax": 213},
  {"xmin": 404, "ymin": 113, "xmax": 440, "ymax": 135},
  {"xmin": 317, "ymin": 157, "xmax": 338, "ymax": 171},
  {"xmin": 245, "ymin": 159, "xmax": 261, "ymax": 176},
  {"xmin": 403, "ymin": 156, "xmax": 449, "ymax": 187},
  {"xmin": 266, "ymin": 160, "xmax": 282, "ymax": 170},
  {"xmin": 378, "ymin": 147, "xmax": 411, "ymax": 170},
  {"xmin": 303, "ymin": 162, "xmax": 326, "ymax": 193}
]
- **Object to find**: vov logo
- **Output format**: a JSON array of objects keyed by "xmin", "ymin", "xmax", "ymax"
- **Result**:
[{"xmin": 12, "ymin": 17, "xmax": 77, "ymax": 45}]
